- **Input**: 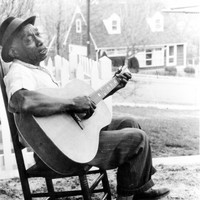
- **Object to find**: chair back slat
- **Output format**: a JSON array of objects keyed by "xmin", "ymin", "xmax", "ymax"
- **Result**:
[
  {"xmin": 0, "ymin": 59, "xmax": 19, "ymax": 143},
  {"xmin": 0, "ymin": 60, "xmax": 27, "ymax": 171}
]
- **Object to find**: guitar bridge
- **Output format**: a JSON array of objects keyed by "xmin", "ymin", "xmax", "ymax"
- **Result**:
[{"xmin": 70, "ymin": 113, "xmax": 84, "ymax": 130}]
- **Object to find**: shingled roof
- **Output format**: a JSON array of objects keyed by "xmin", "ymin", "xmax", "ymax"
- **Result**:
[
  {"xmin": 65, "ymin": 0, "xmax": 184, "ymax": 50},
  {"xmin": 89, "ymin": 3, "xmax": 128, "ymax": 48}
]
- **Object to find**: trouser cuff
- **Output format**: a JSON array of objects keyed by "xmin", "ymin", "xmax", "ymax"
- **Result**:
[{"xmin": 117, "ymin": 179, "xmax": 155, "ymax": 196}]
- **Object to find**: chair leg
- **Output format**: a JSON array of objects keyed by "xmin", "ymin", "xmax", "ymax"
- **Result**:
[
  {"xmin": 20, "ymin": 177, "xmax": 32, "ymax": 200},
  {"xmin": 15, "ymin": 148, "xmax": 32, "ymax": 200},
  {"xmin": 79, "ymin": 174, "xmax": 92, "ymax": 200},
  {"xmin": 101, "ymin": 170, "xmax": 112, "ymax": 200},
  {"xmin": 45, "ymin": 178, "xmax": 56, "ymax": 199}
]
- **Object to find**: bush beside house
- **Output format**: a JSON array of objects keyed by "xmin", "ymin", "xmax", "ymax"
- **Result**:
[
  {"xmin": 165, "ymin": 66, "xmax": 177, "ymax": 76},
  {"xmin": 184, "ymin": 67, "xmax": 195, "ymax": 74}
]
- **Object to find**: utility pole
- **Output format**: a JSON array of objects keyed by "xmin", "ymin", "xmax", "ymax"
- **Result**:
[{"xmin": 87, "ymin": 0, "xmax": 90, "ymax": 57}]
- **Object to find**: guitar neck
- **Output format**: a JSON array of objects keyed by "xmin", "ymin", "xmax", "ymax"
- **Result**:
[{"xmin": 89, "ymin": 77, "xmax": 119, "ymax": 104}]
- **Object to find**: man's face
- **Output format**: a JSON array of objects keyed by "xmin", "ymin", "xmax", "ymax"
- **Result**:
[{"xmin": 11, "ymin": 24, "xmax": 48, "ymax": 65}]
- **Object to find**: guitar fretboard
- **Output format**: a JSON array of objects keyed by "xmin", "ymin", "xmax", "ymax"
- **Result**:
[{"xmin": 90, "ymin": 77, "xmax": 119, "ymax": 104}]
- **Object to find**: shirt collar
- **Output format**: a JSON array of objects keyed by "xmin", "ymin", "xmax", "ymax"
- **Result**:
[{"xmin": 13, "ymin": 59, "xmax": 42, "ymax": 69}]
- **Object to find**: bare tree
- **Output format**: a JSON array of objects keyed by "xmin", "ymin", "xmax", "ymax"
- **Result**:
[
  {"xmin": 38, "ymin": 0, "xmax": 78, "ymax": 56},
  {"xmin": 0, "ymin": 0, "xmax": 35, "ymax": 24}
]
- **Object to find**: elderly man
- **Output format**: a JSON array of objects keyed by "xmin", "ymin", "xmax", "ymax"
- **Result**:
[{"xmin": 0, "ymin": 16, "xmax": 169, "ymax": 200}]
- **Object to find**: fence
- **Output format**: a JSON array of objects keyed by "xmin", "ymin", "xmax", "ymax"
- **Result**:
[{"xmin": 0, "ymin": 55, "xmax": 112, "ymax": 179}]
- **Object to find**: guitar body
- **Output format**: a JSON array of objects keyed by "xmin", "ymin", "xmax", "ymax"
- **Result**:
[{"xmin": 15, "ymin": 79, "xmax": 112, "ymax": 174}]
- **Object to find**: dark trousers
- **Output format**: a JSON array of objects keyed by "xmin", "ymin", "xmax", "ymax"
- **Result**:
[{"xmin": 35, "ymin": 116, "xmax": 156, "ymax": 196}]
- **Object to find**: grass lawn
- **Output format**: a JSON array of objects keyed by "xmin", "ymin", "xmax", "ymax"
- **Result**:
[
  {"xmin": 113, "ymin": 106, "xmax": 199, "ymax": 157},
  {"xmin": 0, "ymin": 106, "xmax": 199, "ymax": 200}
]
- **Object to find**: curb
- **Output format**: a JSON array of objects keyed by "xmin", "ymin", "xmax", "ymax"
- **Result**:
[
  {"xmin": 153, "ymin": 155, "xmax": 200, "ymax": 166},
  {"xmin": 113, "ymin": 102, "xmax": 199, "ymax": 110}
]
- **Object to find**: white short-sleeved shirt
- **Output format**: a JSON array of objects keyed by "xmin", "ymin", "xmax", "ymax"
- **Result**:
[{"xmin": 4, "ymin": 59, "xmax": 59, "ymax": 101}]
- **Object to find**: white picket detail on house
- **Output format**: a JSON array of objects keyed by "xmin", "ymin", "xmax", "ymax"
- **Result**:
[{"xmin": 0, "ymin": 55, "xmax": 112, "ymax": 179}]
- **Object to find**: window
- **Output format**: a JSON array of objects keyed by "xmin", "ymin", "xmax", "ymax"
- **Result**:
[
  {"xmin": 146, "ymin": 60, "xmax": 152, "ymax": 65},
  {"xmin": 169, "ymin": 46, "xmax": 174, "ymax": 56},
  {"xmin": 76, "ymin": 19, "xmax": 82, "ymax": 33},
  {"xmin": 112, "ymin": 20, "xmax": 117, "ymax": 31},
  {"xmin": 155, "ymin": 19, "xmax": 162, "ymax": 30},
  {"xmin": 105, "ymin": 49, "xmax": 115, "ymax": 56},
  {"xmin": 146, "ymin": 49, "xmax": 152, "ymax": 66},
  {"xmin": 155, "ymin": 48, "xmax": 162, "ymax": 51},
  {"xmin": 104, "ymin": 48, "xmax": 126, "ymax": 56},
  {"xmin": 169, "ymin": 58, "xmax": 174, "ymax": 63},
  {"xmin": 168, "ymin": 45, "xmax": 176, "ymax": 65},
  {"xmin": 103, "ymin": 13, "xmax": 121, "ymax": 34}
]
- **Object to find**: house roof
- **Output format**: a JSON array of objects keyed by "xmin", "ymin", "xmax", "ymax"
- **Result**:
[
  {"xmin": 89, "ymin": 6, "xmax": 128, "ymax": 48},
  {"xmin": 65, "ymin": 0, "xmax": 185, "ymax": 49},
  {"xmin": 80, "ymin": 2, "xmax": 129, "ymax": 49}
]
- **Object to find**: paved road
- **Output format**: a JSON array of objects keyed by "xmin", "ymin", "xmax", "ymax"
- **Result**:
[{"xmin": 113, "ymin": 74, "xmax": 199, "ymax": 109}]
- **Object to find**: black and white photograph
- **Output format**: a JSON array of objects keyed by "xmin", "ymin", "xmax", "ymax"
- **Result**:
[{"xmin": 0, "ymin": 0, "xmax": 199, "ymax": 199}]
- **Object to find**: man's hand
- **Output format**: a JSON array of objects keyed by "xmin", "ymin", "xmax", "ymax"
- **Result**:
[
  {"xmin": 115, "ymin": 72, "xmax": 132, "ymax": 91},
  {"xmin": 71, "ymin": 96, "xmax": 96, "ymax": 119},
  {"xmin": 103, "ymin": 72, "xmax": 132, "ymax": 99}
]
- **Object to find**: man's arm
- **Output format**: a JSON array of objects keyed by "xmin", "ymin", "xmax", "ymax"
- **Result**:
[{"xmin": 9, "ymin": 89, "xmax": 96, "ymax": 117}]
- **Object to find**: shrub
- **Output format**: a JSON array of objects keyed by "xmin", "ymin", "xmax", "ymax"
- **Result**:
[
  {"xmin": 165, "ymin": 66, "xmax": 177, "ymax": 76},
  {"xmin": 184, "ymin": 67, "xmax": 195, "ymax": 74}
]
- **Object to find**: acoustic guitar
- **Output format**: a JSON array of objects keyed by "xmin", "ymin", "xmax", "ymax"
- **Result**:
[{"xmin": 14, "ymin": 72, "xmax": 125, "ymax": 174}]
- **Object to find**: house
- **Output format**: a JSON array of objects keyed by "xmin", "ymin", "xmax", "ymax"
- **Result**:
[{"xmin": 63, "ymin": 0, "xmax": 187, "ymax": 69}]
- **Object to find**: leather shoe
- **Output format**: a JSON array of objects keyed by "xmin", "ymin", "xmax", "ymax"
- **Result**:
[{"xmin": 133, "ymin": 188, "xmax": 170, "ymax": 200}]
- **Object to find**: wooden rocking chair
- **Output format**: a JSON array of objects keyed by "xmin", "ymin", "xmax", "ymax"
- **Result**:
[{"xmin": 0, "ymin": 58, "xmax": 111, "ymax": 200}]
